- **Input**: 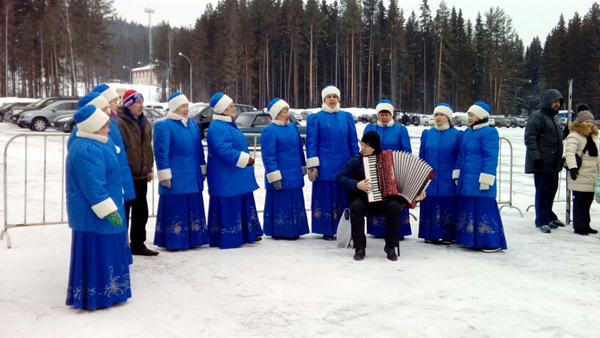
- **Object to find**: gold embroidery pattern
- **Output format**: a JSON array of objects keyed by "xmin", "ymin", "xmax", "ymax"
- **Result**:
[
  {"xmin": 167, "ymin": 215, "xmax": 184, "ymax": 236},
  {"xmin": 190, "ymin": 212, "xmax": 201, "ymax": 232},
  {"xmin": 155, "ymin": 221, "xmax": 162, "ymax": 233},
  {"xmin": 102, "ymin": 266, "xmax": 130, "ymax": 297},
  {"xmin": 477, "ymin": 215, "xmax": 496, "ymax": 234}
]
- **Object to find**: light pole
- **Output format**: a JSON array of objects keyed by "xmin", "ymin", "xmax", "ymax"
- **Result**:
[
  {"xmin": 144, "ymin": 8, "xmax": 154, "ymax": 60},
  {"xmin": 179, "ymin": 52, "xmax": 192, "ymax": 102},
  {"xmin": 155, "ymin": 59, "xmax": 170, "ymax": 99},
  {"xmin": 122, "ymin": 65, "xmax": 132, "ymax": 84}
]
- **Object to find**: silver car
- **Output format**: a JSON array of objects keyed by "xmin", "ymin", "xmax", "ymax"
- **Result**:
[{"xmin": 18, "ymin": 100, "xmax": 79, "ymax": 131}]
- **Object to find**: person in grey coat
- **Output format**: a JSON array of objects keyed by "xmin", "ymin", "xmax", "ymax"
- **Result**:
[{"xmin": 524, "ymin": 89, "xmax": 566, "ymax": 233}]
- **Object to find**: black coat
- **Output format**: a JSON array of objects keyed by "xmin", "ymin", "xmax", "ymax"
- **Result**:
[
  {"xmin": 524, "ymin": 89, "xmax": 564, "ymax": 173},
  {"xmin": 336, "ymin": 154, "xmax": 368, "ymax": 202}
]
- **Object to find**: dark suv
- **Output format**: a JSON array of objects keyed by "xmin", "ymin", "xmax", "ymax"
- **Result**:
[
  {"xmin": 7, "ymin": 96, "xmax": 79, "ymax": 125},
  {"xmin": 190, "ymin": 103, "xmax": 256, "ymax": 138}
]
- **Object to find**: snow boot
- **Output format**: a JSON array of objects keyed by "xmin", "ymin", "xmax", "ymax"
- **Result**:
[
  {"xmin": 353, "ymin": 248, "xmax": 365, "ymax": 261},
  {"xmin": 540, "ymin": 225, "xmax": 551, "ymax": 233}
]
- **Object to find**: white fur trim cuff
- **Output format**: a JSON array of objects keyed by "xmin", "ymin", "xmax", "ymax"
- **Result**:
[
  {"xmin": 434, "ymin": 105, "xmax": 453, "ymax": 120},
  {"xmin": 201, "ymin": 165, "xmax": 207, "ymax": 176},
  {"xmin": 376, "ymin": 103, "xmax": 394, "ymax": 114},
  {"xmin": 212, "ymin": 114, "xmax": 232, "ymax": 123},
  {"xmin": 77, "ymin": 108, "xmax": 109, "ymax": 133},
  {"xmin": 213, "ymin": 94, "xmax": 233, "ymax": 114},
  {"xmin": 268, "ymin": 100, "xmax": 290, "ymax": 120},
  {"xmin": 266, "ymin": 170, "xmax": 282, "ymax": 183},
  {"xmin": 169, "ymin": 94, "xmax": 189, "ymax": 113},
  {"xmin": 479, "ymin": 173, "xmax": 495, "ymax": 186},
  {"xmin": 322, "ymin": 86, "xmax": 341, "ymax": 101},
  {"xmin": 306, "ymin": 157, "xmax": 320, "ymax": 168},
  {"xmin": 87, "ymin": 96, "xmax": 109, "ymax": 110},
  {"xmin": 468, "ymin": 105, "xmax": 489, "ymax": 120},
  {"xmin": 157, "ymin": 168, "xmax": 172, "ymax": 181},
  {"xmin": 91, "ymin": 198, "xmax": 118, "ymax": 219},
  {"xmin": 236, "ymin": 152, "xmax": 251, "ymax": 168},
  {"xmin": 452, "ymin": 169, "xmax": 460, "ymax": 180},
  {"xmin": 302, "ymin": 166, "xmax": 307, "ymax": 176},
  {"xmin": 100, "ymin": 87, "xmax": 120, "ymax": 103}
]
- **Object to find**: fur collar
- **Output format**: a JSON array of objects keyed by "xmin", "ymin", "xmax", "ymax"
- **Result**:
[
  {"xmin": 76, "ymin": 130, "xmax": 108, "ymax": 143},
  {"xmin": 472, "ymin": 123, "xmax": 487, "ymax": 131},
  {"xmin": 167, "ymin": 112, "xmax": 188, "ymax": 127},
  {"xmin": 213, "ymin": 114, "xmax": 233, "ymax": 123},
  {"xmin": 434, "ymin": 122, "xmax": 450, "ymax": 131},
  {"xmin": 321, "ymin": 102, "xmax": 340, "ymax": 113},
  {"xmin": 377, "ymin": 120, "xmax": 395, "ymax": 127},
  {"xmin": 569, "ymin": 121, "xmax": 599, "ymax": 137},
  {"xmin": 271, "ymin": 119, "xmax": 287, "ymax": 126}
]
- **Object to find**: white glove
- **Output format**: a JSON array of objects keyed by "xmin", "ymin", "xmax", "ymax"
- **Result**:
[
  {"xmin": 160, "ymin": 179, "xmax": 171, "ymax": 188},
  {"xmin": 308, "ymin": 168, "xmax": 318, "ymax": 182},
  {"xmin": 479, "ymin": 183, "xmax": 489, "ymax": 191}
]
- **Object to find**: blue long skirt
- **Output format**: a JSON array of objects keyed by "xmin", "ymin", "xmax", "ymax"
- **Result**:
[
  {"xmin": 418, "ymin": 196, "xmax": 458, "ymax": 240},
  {"xmin": 263, "ymin": 188, "xmax": 309, "ymax": 238},
  {"xmin": 154, "ymin": 192, "xmax": 210, "ymax": 250},
  {"xmin": 366, "ymin": 208, "xmax": 412, "ymax": 238},
  {"xmin": 311, "ymin": 181, "xmax": 348, "ymax": 236},
  {"xmin": 455, "ymin": 197, "xmax": 507, "ymax": 250},
  {"xmin": 208, "ymin": 192, "xmax": 263, "ymax": 249},
  {"xmin": 66, "ymin": 230, "xmax": 132, "ymax": 310}
]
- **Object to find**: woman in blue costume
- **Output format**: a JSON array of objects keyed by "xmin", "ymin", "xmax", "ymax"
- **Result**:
[
  {"xmin": 454, "ymin": 102, "xmax": 507, "ymax": 252},
  {"xmin": 65, "ymin": 105, "xmax": 131, "ymax": 310},
  {"xmin": 363, "ymin": 100, "xmax": 413, "ymax": 240},
  {"xmin": 306, "ymin": 85, "xmax": 359, "ymax": 240},
  {"xmin": 261, "ymin": 98, "xmax": 309, "ymax": 239},
  {"xmin": 153, "ymin": 93, "xmax": 210, "ymax": 250},
  {"xmin": 418, "ymin": 103, "xmax": 461, "ymax": 244},
  {"xmin": 206, "ymin": 92, "xmax": 263, "ymax": 249}
]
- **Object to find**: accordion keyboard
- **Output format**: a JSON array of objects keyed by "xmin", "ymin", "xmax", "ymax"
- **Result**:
[{"xmin": 364, "ymin": 156, "xmax": 382, "ymax": 202}]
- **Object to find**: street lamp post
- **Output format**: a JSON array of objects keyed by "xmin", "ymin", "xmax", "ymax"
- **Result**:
[
  {"xmin": 179, "ymin": 52, "xmax": 192, "ymax": 102},
  {"xmin": 122, "ymin": 65, "xmax": 132, "ymax": 84},
  {"xmin": 155, "ymin": 59, "xmax": 170, "ymax": 99}
]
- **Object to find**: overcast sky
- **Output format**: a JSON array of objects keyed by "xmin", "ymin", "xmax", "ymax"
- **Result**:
[{"xmin": 112, "ymin": 0, "xmax": 596, "ymax": 45}]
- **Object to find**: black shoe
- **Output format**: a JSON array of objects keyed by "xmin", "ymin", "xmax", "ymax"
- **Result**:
[
  {"xmin": 132, "ymin": 248, "xmax": 159, "ymax": 256},
  {"xmin": 384, "ymin": 245, "xmax": 398, "ymax": 261},
  {"xmin": 551, "ymin": 220, "xmax": 566, "ymax": 227},
  {"xmin": 353, "ymin": 248, "xmax": 365, "ymax": 261},
  {"xmin": 323, "ymin": 235, "xmax": 335, "ymax": 241},
  {"xmin": 399, "ymin": 236, "xmax": 405, "ymax": 241},
  {"xmin": 271, "ymin": 236, "xmax": 284, "ymax": 240},
  {"xmin": 574, "ymin": 229, "xmax": 589, "ymax": 236},
  {"xmin": 441, "ymin": 238, "xmax": 454, "ymax": 245},
  {"xmin": 587, "ymin": 227, "xmax": 598, "ymax": 234},
  {"xmin": 255, "ymin": 236, "xmax": 262, "ymax": 242}
]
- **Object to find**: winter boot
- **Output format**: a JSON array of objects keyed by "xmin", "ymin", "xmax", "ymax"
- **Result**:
[
  {"xmin": 574, "ymin": 229, "xmax": 589, "ymax": 236},
  {"xmin": 540, "ymin": 225, "xmax": 551, "ymax": 233},
  {"xmin": 384, "ymin": 245, "xmax": 398, "ymax": 261},
  {"xmin": 353, "ymin": 248, "xmax": 365, "ymax": 261},
  {"xmin": 586, "ymin": 226, "xmax": 598, "ymax": 234}
]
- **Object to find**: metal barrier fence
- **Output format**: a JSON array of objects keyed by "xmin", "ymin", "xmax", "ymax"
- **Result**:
[{"xmin": 2, "ymin": 131, "xmax": 520, "ymax": 248}]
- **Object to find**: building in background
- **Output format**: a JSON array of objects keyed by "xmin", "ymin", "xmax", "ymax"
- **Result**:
[{"xmin": 132, "ymin": 64, "xmax": 157, "ymax": 86}]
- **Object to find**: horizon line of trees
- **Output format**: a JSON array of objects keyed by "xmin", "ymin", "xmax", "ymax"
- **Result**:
[{"xmin": 1, "ymin": 0, "xmax": 600, "ymax": 115}]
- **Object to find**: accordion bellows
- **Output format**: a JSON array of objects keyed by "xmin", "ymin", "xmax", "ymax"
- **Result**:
[{"xmin": 363, "ymin": 150, "xmax": 435, "ymax": 208}]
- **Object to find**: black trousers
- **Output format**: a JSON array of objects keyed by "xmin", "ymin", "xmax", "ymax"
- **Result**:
[
  {"xmin": 125, "ymin": 179, "xmax": 149, "ymax": 251},
  {"xmin": 533, "ymin": 171, "xmax": 559, "ymax": 227},
  {"xmin": 572, "ymin": 191, "xmax": 594, "ymax": 231},
  {"xmin": 350, "ymin": 195, "xmax": 402, "ymax": 249}
]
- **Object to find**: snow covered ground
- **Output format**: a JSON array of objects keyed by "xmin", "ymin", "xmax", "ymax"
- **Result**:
[{"xmin": 1, "ymin": 120, "xmax": 600, "ymax": 338}]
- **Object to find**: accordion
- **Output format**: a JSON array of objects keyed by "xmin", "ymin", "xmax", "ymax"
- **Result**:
[{"xmin": 362, "ymin": 150, "xmax": 435, "ymax": 208}]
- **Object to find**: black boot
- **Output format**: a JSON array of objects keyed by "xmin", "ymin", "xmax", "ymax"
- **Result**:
[
  {"xmin": 323, "ymin": 235, "xmax": 335, "ymax": 241},
  {"xmin": 587, "ymin": 227, "xmax": 598, "ymax": 234},
  {"xmin": 574, "ymin": 229, "xmax": 589, "ymax": 236},
  {"xmin": 132, "ymin": 247, "xmax": 159, "ymax": 256},
  {"xmin": 353, "ymin": 248, "xmax": 365, "ymax": 261},
  {"xmin": 255, "ymin": 235, "xmax": 262, "ymax": 242},
  {"xmin": 384, "ymin": 245, "xmax": 398, "ymax": 261}
]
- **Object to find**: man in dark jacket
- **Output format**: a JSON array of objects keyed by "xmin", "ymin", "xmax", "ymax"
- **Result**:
[
  {"xmin": 336, "ymin": 131, "xmax": 403, "ymax": 262},
  {"xmin": 524, "ymin": 89, "xmax": 566, "ymax": 233},
  {"xmin": 117, "ymin": 90, "xmax": 158, "ymax": 256}
]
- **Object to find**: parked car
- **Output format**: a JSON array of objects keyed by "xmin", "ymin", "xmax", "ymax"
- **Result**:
[
  {"xmin": 7, "ymin": 96, "xmax": 79, "ymax": 125},
  {"xmin": 191, "ymin": 103, "xmax": 256, "ymax": 138},
  {"xmin": 143, "ymin": 108, "xmax": 165, "ymax": 125},
  {"xmin": 418, "ymin": 114, "xmax": 434, "ymax": 126},
  {"xmin": 235, "ymin": 111, "xmax": 306, "ymax": 146},
  {"xmin": 18, "ymin": 100, "xmax": 79, "ymax": 131},
  {"xmin": 299, "ymin": 110, "xmax": 312, "ymax": 119},
  {"xmin": 493, "ymin": 116, "xmax": 512, "ymax": 128},
  {"xmin": 452, "ymin": 114, "xmax": 469, "ymax": 127},
  {"xmin": 289, "ymin": 110, "xmax": 303, "ymax": 122},
  {"xmin": 145, "ymin": 103, "xmax": 166, "ymax": 115},
  {"xmin": 358, "ymin": 114, "xmax": 370, "ymax": 123},
  {"xmin": 511, "ymin": 117, "xmax": 527, "ymax": 128},
  {"xmin": 52, "ymin": 114, "xmax": 76, "ymax": 133},
  {"xmin": 0, "ymin": 100, "xmax": 38, "ymax": 122}
]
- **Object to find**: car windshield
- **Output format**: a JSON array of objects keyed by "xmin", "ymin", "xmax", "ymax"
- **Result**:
[
  {"xmin": 236, "ymin": 114, "xmax": 254, "ymax": 126},
  {"xmin": 189, "ymin": 105, "xmax": 208, "ymax": 118}
]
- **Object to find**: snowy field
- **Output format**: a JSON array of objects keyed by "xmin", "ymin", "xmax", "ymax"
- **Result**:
[{"xmin": 1, "ymin": 118, "xmax": 600, "ymax": 338}]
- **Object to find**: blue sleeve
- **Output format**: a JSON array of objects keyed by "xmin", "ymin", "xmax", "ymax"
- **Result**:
[
  {"xmin": 481, "ymin": 129, "xmax": 499, "ymax": 176},
  {"xmin": 153, "ymin": 121, "xmax": 171, "ymax": 172},
  {"xmin": 261, "ymin": 127, "xmax": 279, "ymax": 177},
  {"xmin": 336, "ymin": 158, "xmax": 359, "ymax": 192},
  {"xmin": 400, "ymin": 125, "xmax": 412, "ymax": 153},
  {"xmin": 419, "ymin": 129, "xmax": 427, "ymax": 160},
  {"xmin": 348, "ymin": 114, "xmax": 359, "ymax": 156},
  {"xmin": 192, "ymin": 120, "xmax": 206, "ymax": 166},
  {"xmin": 207, "ymin": 122, "xmax": 247, "ymax": 167},
  {"xmin": 306, "ymin": 114, "xmax": 319, "ymax": 166},
  {"xmin": 72, "ymin": 145, "xmax": 113, "ymax": 211}
]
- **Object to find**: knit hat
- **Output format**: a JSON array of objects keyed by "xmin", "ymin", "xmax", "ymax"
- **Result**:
[
  {"xmin": 168, "ymin": 92, "xmax": 189, "ymax": 113},
  {"xmin": 267, "ymin": 98, "xmax": 290, "ymax": 119},
  {"xmin": 209, "ymin": 92, "xmax": 233, "ymax": 114},
  {"xmin": 577, "ymin": 104, "xmax": 590, "ymax": 113},
  {"xmin": 468, "ymin": 101, "xmax": 491, "ymax": 120},
  {"xmin": 321, "ymin": 85, "xmax": 341, "ymax": 102},
  {"xmin": 361, "ymin": 131, "xmax": 382, "ymax": 154},
  {"xmin": 74, "ymin": 105, "xmax": 109, "ymax": 134},
  {"xmin": 92, "ymin": 84, "xmax": 120, "ymax": 103},
  {"xmin": 577, "ymin": 110, "xmax": 594, "ymax": 123},
  {"xmin": 78, "ymin": 92, "xmax": 109, "ymax": 110},
  {"xmin": 122, "ymin": 90, "xmax": 143, "ymax": 108},
  {"xmin": 433, "ymin": 103, "xmax": 453, "ymax": 121},
  {"xmin": 376, "ymin": 100, "xmax": 394, "ymax": 114}
]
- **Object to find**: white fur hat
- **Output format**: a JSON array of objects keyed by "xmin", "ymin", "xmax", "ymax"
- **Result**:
[
  {"xmin": 321, "ymin": 85, "xmax": 341, "ymax": 102},
  {"xmin": 267, "ymin": 98, "xmax": 290, "ymax": 120}
]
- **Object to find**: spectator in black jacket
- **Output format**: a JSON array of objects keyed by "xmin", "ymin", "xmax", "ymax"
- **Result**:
[{"xmin": 336, "ymin": 131, "xmax": 409, "ymax": 262}]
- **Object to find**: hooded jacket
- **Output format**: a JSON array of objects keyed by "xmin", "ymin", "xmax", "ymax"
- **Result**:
[
  {"xmin": 564, "ymin": 121, "xmax": 600, "ymax": 192},
  {"xmin": 524, "ymin": 89, "xmax": 564, "ymax": 173}
]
